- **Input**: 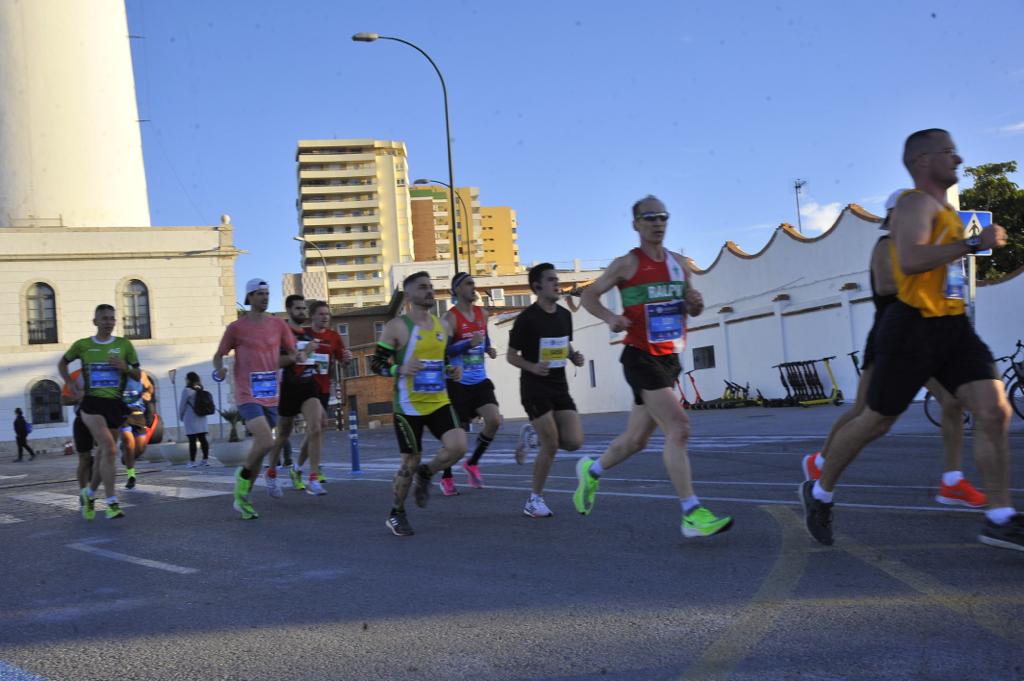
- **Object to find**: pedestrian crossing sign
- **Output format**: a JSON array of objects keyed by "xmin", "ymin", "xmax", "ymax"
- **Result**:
[{"xmin": 958, "ymin": 210, "xmax": 993, "ymax": 256}]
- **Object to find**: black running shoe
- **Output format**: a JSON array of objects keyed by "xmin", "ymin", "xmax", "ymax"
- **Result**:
[
  {"xmin": 125, "ymin": 476, "xmax": 136, "ymax": 490},
  {"xmin": 799, "ymin": 480, "xmax": 834, "ymax": 546},
  {"xmin": 413, "ymin": 464, "xmax": 432, "ymax": 509},
  {"xmin": 978, "ymin": 514, "xmax": 1024, "ymax": 552},
  {"xmin": 386, "ymin": 510, "xmax": 415, "ymax": 536}
]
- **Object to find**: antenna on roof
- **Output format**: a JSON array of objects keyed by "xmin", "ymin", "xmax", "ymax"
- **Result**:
[{"xmin": 793, "ymin": 179, "xmax": 807, "ymax": 234}]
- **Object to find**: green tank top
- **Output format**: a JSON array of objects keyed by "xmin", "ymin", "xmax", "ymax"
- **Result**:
[{"xmin": 393, "ymin": 314, "xmax": 450, "ymax": 416}]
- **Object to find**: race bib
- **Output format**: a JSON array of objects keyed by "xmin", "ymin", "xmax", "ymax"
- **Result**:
[
  {"xmin": 646, "ymin": 300, "xmax": 684, "ymax": 343},
  {"xmin": 312, "ymin": 353, "xmax": 330, "ymax": 375},
  {"xmin": 88, "ymin": 363, "xmax": 120, "ymax": 389},
  {"xmin": 413, "ymin": 360, "xmax": 445, "ymax": 393},
  {"xmin": 296, "ymin": 341, "xmax": 315, "ymax": 365},
  {"xmin": 944, "ymin": 259, "xmax": 966, "ymax": 300},
  {"xmin": 250, "ymin": 371, "xmax": 279, "ymax": 399},
  {"xmin": 462, "ymin": 348, "xmax": 486, "ymax": 382},
  {"xmin": 539, "ymin": 336, "xmax": 570, "ymax": 368}
]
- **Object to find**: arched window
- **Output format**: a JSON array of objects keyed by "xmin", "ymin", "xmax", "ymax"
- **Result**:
[
  {"xmin": 30, "ymin": 380, "xmax": 64, "ymax": 425},
  {"xmin": 26, "ymin": 283, "xmax": 58, "ymax": 344},
  {"xmin": 122, "ymin": 280, "xmax": 151, "ymax": 339}
]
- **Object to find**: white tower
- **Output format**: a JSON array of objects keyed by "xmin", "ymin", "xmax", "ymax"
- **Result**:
[{"xmin": 0, "ymin": 0, "xmax": 151, "ymax": 228}]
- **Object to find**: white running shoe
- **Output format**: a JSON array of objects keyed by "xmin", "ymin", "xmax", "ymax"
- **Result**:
[
  {"xmin": 201, "ymin": 459, "xmax": 211, "ymax": 467},
  {"xmin": 306, "ymin": 479, "xmax": 327, "ymax": 496},
  {"xmin": 523, "ymin": 495, "xmax": 553, "ymax": 518},
  {"xmin": 515, "ymin": 423, "xmax": 537, "ymax": 465},
  {"xmin": 186, "ymin": 462, "xmax": 197, "ymax": 469},
  {"xmin": 265, "ymin": 472, "xmax": 283, "ymax": 499}
]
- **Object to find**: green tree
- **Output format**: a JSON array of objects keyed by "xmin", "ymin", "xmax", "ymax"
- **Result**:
[{"xmin": 959, "ymin": 161, "xmax": 1024, "ymax": 280}]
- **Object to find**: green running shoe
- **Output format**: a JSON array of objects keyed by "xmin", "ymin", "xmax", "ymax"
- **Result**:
[
  {"xmin": 105, "ymin": 503, "xmax": 125, "ymax": 520},
  {"xmin": 317, "ymin": 472, "xmax": 327, "ymax": 484},
  {"xmin": 289, "ymin": 467, "xmax": 306, "ymax": 491},
  {"xmin": 233, "ymin": 468, "xmax": 258, "ymax": 519},
  {"xmin": 573, "ymin": 457, "xmax": 600, "ymax": 515},
  {"xmin": 81, "ymin": 489, "xmax": 95, "ymax": 521},
  {"xmin": 681, "ymin": 506, "xmax": 733, "ymax": 538}
]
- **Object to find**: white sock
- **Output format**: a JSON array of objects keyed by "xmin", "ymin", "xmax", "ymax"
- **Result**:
[
  {"xmin": 986, "ymin": 507, "xmax": 1016, "ymax": 525},
  {"xmin": 814, "ymin": 453, "xmax": 825, "ymax": 468},
  {"xmin": 812, "ymin": 481, "xmax": 834, "ymax": 503},
  {"xmin": 589, "ymin": 461, "xmax": 604, "ymax": 478},
  {"xmin": 106, "ymin": 496, "xmax": 118, "ymax": 506},
  {"xmin": 942, "ymin": 470, "xmax": 964, "ymax": 486},
  {"xmin": 681, "ymin": 496, "xmax": 701, "ymax": 514}
]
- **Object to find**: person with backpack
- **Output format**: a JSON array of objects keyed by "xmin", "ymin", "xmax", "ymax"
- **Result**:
[
  {"xmin": 13, "ymin": 408, "xmax": 35, "ymax": 462},
  {"xmin": 179, "ymin": 371, "xmax": 213, "ymax": 467}
]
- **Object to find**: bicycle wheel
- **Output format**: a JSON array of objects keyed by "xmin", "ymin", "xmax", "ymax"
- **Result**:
[
  {"xmin": 923, "ymin": 391, "xmax": 941, "ymax": 427},
  {"xmin": 1010, "ymin": 382, "xmax": 1024, "ymax": 420}
]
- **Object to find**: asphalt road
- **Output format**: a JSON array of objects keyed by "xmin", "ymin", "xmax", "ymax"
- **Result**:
[{"xmin": 2, "ymin": 405, "xmax": 1023, "ymax": 681}]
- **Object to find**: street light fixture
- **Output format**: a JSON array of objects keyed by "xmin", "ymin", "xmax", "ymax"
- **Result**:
[
  {"xmin": 413, "ymin": 178, "xmax": 474, "ymax": 274},
  {"xmin": 352, "ymin": 32, "xmax": 459, "ymax": 274},
  {"xmin": 293, "ymin": 235, "xmax": 330, "ymax": 302}
]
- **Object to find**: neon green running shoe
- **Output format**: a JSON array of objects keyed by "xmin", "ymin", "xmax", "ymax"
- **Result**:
[
  {"xmin": 681, "ymin": 506, "xmax": 733, "ymax": 538},
  {"xmin": 80, "ymin": 489, "xmax": 95, "ymax": 521},
  {"xmin": 317, "ymin": 472, "xmax": 327, "ymax": 484},
  {"xmin": 233, "ymin": 468, "xmax": 258, "ymax": 519},
  {"xmin": 289, "ymin": 467, "xmax": 306, "ymax": 491},
  {"xmin": 105, "ymin": 502, "xmax": 125, "ymax": 520},
  {"xmin": 573, "ymin": 457, "xmax": 600, "ymax": 515}
]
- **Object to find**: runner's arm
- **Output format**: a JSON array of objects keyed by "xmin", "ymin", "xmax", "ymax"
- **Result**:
[
  {"xmin": 678, "ymin": 253, "xmax": 704, "ymax": 317},
  {"xmin": 894, "ymin": 192, "xmax": 975, "ymax": 274},
  {"xmin": 580, "ymin": 255, "xmax": 632, "ymax": 330}
]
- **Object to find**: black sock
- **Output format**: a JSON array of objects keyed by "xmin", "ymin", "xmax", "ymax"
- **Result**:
[
  {"xmin": 468, "ymin": 433, "xmax": 494, "ymax": 466},
  {"xmin": 391, "ymin": 506, "xmax": 404, "ymax": 515},
  {"xmin": 240, "ymin": 467, "xmax": 254, "ymax": 480},
  {"xmin": 442, "ymin": 468, "xmax": 454, "ymax": 479}
]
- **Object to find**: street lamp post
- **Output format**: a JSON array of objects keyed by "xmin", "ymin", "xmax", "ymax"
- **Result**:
[
  {"xmin": 413, "ymin": 178, "xmax": 473, "ymax": 274},
  {"xmin": 352, "ymin": 32, "xmax": 459, "ymax": 274},
  {"xmin": 293, "ymin": 236, "xmax": 330, "ymax": 302}
]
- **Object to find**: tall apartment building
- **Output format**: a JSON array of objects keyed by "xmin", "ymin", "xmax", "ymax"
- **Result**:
[
  {"xmin": 295, "ymin": 139, "xmax": 415, "ymax": 308},
  {"xmin": 480, "ymin": 206, "xmax": 521, "ymax": 275}
]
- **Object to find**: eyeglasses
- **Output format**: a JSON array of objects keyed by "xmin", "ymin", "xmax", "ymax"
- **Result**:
[{"xmin": 636, "ymin": 212, "xmax": 670, "ymax": 223}]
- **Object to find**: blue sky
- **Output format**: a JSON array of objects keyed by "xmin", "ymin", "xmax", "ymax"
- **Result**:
[{"xmin": 126, "ymin": 0, "xmax": 1024, "ymax": 302}]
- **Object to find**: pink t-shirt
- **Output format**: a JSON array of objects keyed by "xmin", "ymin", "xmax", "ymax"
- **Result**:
[{"xmin": 216, "ymin": 315, "xmax": 296, "ymax": 407}]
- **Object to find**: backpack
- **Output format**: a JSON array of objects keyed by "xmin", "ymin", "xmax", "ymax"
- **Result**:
[
  {"xmin": 25, "ymin": 422, "xmax": 33, "ymax": 434},
  {"xmin": 193, "ymin": 389, "xmax": 216, "ymax": 416}
]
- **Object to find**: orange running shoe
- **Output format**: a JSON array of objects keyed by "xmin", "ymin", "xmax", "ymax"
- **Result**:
[
  {"xmin": 936, "ymin": 479, "xmax": 987, "ymax": 508},
  {"xmin": 801, "ymin": 452, "xmax": 823, "ymax": 482}
]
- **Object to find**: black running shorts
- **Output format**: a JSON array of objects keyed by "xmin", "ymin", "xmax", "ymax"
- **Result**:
[
  {"xmin": 278, "ymin": 381, "xmax": 321, "ymax": 418},
  {"xmin": 447, "ymin": 379, "xmax": 498, "ymax": 425},
  {"xmin": 621, "ymin": 345, "xmax": 682, "ymax": 405},
  {"xmin": 79, "ymin": 396, "xmax": 129, "ymax": 430},
  {"xmin": 393, "ymin": 405, "xmax": 460, "ymax": 455},
  {"xmin": 73, "ymin": 415, "xmax": 94, "ymax": 454},
  {"xmin": 867, "ymin": 301, "xmax": 998, "ymax": 416},
  {"xmin": 520, "ymin": 376, "xmax": 576, "ymax": 420}
]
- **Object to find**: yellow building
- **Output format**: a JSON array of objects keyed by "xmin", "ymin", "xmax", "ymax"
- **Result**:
[{"xmin": 480, "ymin": 206, "xmax": 521, "ymax": 275}]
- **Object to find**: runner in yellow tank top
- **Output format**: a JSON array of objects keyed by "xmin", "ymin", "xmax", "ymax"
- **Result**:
[
  {"xmin": 801, "ymin": 128, "xmax": 1021, "ymax": 553},
  {"xmin": 370, "ymin": 271, "xmax": 468, "ymax": 536}
]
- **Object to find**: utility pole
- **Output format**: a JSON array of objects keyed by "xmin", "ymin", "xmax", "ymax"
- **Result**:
[{"xmin": 794, "ymin": 179, "xmax": 807, "ymax": 234}]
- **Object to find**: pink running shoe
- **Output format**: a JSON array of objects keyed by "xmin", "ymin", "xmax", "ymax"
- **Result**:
[
  {"xmin": 462, "ymin": 461, "xmax": 484, "ymax": 489},
  {"xmin": 802, "ymin": 452, "xmax": 823, "ymax": 482},
  {"xmin": 439, "ymin": 477, "xmax": 460, "ymax": 497}
]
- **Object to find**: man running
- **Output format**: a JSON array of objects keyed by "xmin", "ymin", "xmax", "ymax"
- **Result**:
[
  {"xmin": 119, "ymin": 374, "xmax": 148, "ymax": 490},
  {"xmin": 371, "ymin": 272, "xmax": 467, "ymax": 536},
  {"xmin": 507, "ymin": 263, "xmax": 585, "ymax": 518},
  {"xmin": 801, "ymin": 129, "xmax": 1020, "ymax": 551},
  {"xmin": 61, "ymin": 371, "xmax": 96, "ymax": 505},
  {"xmin": 575, "ymin": 196, "xmax": 733, "ymax": 538},
  {"xmin": 802, "ymin": 188, "xmax": 985, "ymax": 508},
  {"xmin": 439, "ymin": 272, "xmax": 502, "ymax": 495},
  {"xmin": 58, "ymin": 304, "xmax": 141, "ymax": 520},
  {"xmin": 214, "ymin": 278, "xmax": 302, "ymax": 520},
  {"xmin": 264, "ymin": 294, "xmax": 326, "ymax": 497}
]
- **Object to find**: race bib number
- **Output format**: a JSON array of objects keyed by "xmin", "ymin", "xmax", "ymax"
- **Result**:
[
  {"xmin": 413, "ymin": 360, "xmax": 445, "ymax": 393},
  {"xmin": 250, "ymin": 371, "xmax": 279, "ymax": 399},
  {"xmin": 646, "ymin": 300, "xmax": 684, "ymax": 343},
  {"xmin": 312, "ymin": 353, "xmax": 330, "ymax": 375},
  {"xmin": 539, "ymin": 336, "xmax": 570, "ymax": 368},
  {"xmin": 88, "ymin": 363, "xmax": 120, "ymax": 389},
  {"xmin": 944, "ymin": 259, "xmax": 966, "ymax": 300},
  {"xmin": 462, "ymin": 348, "xmax": 486, "ymax": 382},
  {"xmin": 296, "ymin": 341, "xmax": 315, "ymax": 365}
]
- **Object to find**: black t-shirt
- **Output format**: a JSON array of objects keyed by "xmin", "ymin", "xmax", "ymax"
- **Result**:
[
  {"xmin": 508, "ymin": 303, "xmax": 574, "ymax": 385},
  {"xmin": 282, "ymin": 324, "xmax": 317, "ymax": 385}
]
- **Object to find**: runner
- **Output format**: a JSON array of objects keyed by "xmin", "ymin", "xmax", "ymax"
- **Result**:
[
  {"xmin": 213, "ymin": 278, "xmax": 302, "ymax": 520},
  {"xmin": 58, "ymin": 304, "xmax": 142, "ymax": 520},
  {"xmin": 263, "ymin": 294, "xmax": 326, "ymax": 497},
  {"xmin": 439, "ymin": 272, "xmax": 502, "ymax": 495},
  {"xmin": 507, "ymin": 263, "xmax": 585, "ymax": 518},
  {"xmin": 118, "ymin": 374, "xmax": 148, "ymax": 489},
  {"xmin": 800, "ymin": 129, "xmax": 1021, "ymax": 551},
  {"xmin": 575, "ymin": 196, "xmax": 733, "ymax": 538},
  {"xmin": 61, "ymin": 370, "xmax": 97, "ymax": 512},
  {"xmin": 371, "ymin": 271, "xmax": 467, "ymax": 536},
  {"xmin": 802, "ymin": 189, "xmax": 986, "ymax": 508}
]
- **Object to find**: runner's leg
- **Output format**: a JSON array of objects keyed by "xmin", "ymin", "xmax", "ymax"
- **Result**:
[{"xmin": 530, "ymin": 412, "xmax": 559, "ymax": 495}]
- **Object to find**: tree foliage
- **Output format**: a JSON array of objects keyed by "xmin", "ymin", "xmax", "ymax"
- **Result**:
[{"xmin": 959, "ymin": 161, "xmax": 1024, "ymax": 280}]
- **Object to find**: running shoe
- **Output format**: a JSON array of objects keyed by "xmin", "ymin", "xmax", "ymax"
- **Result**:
[
  {"xmin": 201, "ymin": 459, "xmax": 211, "ymax": 467},
  {"xmin": 306, "ymin": 479, "xmax": 327, "ymax": 496},
  {"xmin": 440, "ymin": 477, "xmax": 459, "ymax": 496},
  {"xmin": 801, "ymin": 452, "xmax": 823, "ymax": 482},
  {"xmin": 233, "ymin": 468, "xmax": 258, "ymax": 520},
  {"xmin": 81, "ymin": 489, "xmax": 95, "ymax": 521},
  {"xmin": 523, "ymin": 495, "xmax": 553, "ymax": 518},
  {"xmin": 318, "ymin": 472, "xmax": 327, "ymax": 484},
  {"xmin": 186, "ymin": 462, "xmax": 197, "ymax": 469},
  {"xmin": 799, "ymin": 480, "xmax": 833, "ymax": 545},
  {"xmin": 289, "ymin": 467, "xmax": 306, "ymax": 491},
  {"xmin": 462, "ymin": 461, "xmax": 484, "ymax": 489},
  {"xmin": 681, "ymin": 506, "xmax": 733, "ymax": 538},
  {"xmin": 978, "ymin": 514, "xmax": 1024, "ymax": 552},
  {"xmin": 573, "ymin": 457, "xmax": 600, "ymax": 515},
  {"xmin": 125, "ymin": 475, "xmax": 136, "ymax": 490},
  {"xmin": 105, "ymin": 503, "xmax": 125, "ymax": 520},
  {"xmin": 936, "ymin": 479, "xmax": 987, "ymax": 508},
  {"xmin": 514, "ymin": 423, "xmax": 536, "ymax": 465},
  {"xmin": 265, "ymin": 470, "xmax": 283, "ymax": 499},
  {"xmin": 386, "ymin": 509, "xmax": 415, "ymax": 537},
  {"xmin": 413, "ymin": 464, "xmax": 432, "ymax": 508}
]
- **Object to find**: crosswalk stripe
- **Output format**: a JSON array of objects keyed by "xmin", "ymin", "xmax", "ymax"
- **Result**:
[
  {"xmin": 129, "ymin": 485, "xmax": 228, "ymax": 499},
  {"xmin": 0, "ymin": 513, "xmax": 22, "ymax": 524},
  {"xmin": 12, "ymin": 491, "xmax": 135, "ymax": 511}
]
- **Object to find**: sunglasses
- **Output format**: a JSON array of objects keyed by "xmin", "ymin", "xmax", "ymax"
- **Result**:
[{"xmin": 636, "ymin": 212, "xmax": 670, "ymax": 223}]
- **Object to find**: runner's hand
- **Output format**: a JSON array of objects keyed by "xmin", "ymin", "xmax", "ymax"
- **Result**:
[
  {"xmin": 571, "ymin": 351, "xmax": 585, "ymax": 367},
  {"xmin": 685, "ymin": 288, "xmax": 704, "ymax": 315},
  {"xmin": 982, "ymin": 224, "xmax": 1007, "ymax": 249},
  {"xmin": 470, "ymin": 331, "xmax": 485, "ymax": 347},
  {"xmin": 446, "ymin": 365, "xmax": 463, "ymax": 382},
  {"xmin": 608, "ymin": 315, "xmax": 631, "ymax": 333},
  {"xmin": 214, "ymin": 367, "xmax": 228, "ymax": 382},
  {"xmin": 486, "ymin": 347, "xmax": 497, "ymax": 359},
  {"xmin": 342, "ymin": 349, "xmax": 353, "ymax": 362},
  {"xmin": 65, "ymin": 380, "xmax": 82, "ymax": 401},
  {"xmin": 531, "ymin": 361, "xmax": 550, "ymax": 377},
  {"xmin": 108, "ymin": 356, "xmax": 128, "ymax": 372},
  {"xmin": 399, "ymin": 359, "xmax": 424, "ymax": 376}
]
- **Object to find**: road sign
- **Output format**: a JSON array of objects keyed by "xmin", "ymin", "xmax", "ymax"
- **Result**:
[{"xmin": 958, "ymin": 210, "xmax": 993, "ymax": 256}]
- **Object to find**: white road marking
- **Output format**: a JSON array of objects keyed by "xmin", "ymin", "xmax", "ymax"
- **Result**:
[
  {"xmin": 66, "ymin": 539, "xmax": 198, "ymax": 575},
  {"xmin": 0, "ymin": 514, "xmax": 23, "ymax": 524},
  {"xmin": 0, "ymin": 661, "xmax": 47, "ymax": 680},
  {"xmin": 0, "ymin": 474, "xmax": 28, "ymax": 480},
  {"xmin": 129, "ymin": 485, "xmax": 227, "ymax": 499},
  {"xmin": 12, "ymin": 491, "xmax": 134, "ymax": 512}
]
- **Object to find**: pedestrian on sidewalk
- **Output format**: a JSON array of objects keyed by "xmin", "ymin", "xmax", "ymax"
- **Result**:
[
  {"xmin": 179, "ymin": 371, "xmax": 211, "ymax": 467},
  {"xmin": 13, "ymin": 408, "xmax": 36, "ymax": 462}
]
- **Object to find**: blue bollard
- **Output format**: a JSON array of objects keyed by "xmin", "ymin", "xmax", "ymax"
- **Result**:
[{"xmin": 348, "ymin": 407, "xmax": 362, "ymax": 476}]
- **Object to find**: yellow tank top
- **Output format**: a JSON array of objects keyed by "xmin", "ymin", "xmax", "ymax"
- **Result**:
[
  {"xmin": 892, "ymin": 192, "xmax": 966, "ymax": 318},
  {"xmin": 393, "ymin": 314, "xmax": 451, "ymax": 416}
]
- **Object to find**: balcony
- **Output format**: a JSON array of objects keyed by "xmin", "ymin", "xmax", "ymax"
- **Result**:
[
  {"xmin": 299, "ymin": 168, "xmax": 376, "ymax": 180},
  {"xmin": 301, "ymin": 199, "xmax": 378, "ymax": 211},
  {"xmin": 302, "ymin": 214, "xmax": 380, "ymax": 227},
  {"xmin": 303, "ymin": 231, "xmax": 382, "ymax": 243},
  {"xmin": 329, "ymin": 292, "xmax": 388, "ymax": 306},
  {"xmin": 326, "ymin": 261, "xmax": 383, "ymax": 273},
  {"xmin": 297, "ymin": 152, "xmax": 376, "ymax": 163},
  {"xmin": 27, "ymin": 320, "xmax": 58, "ymax": 345},
  {"xmin": 300, "ymin": 182, "xmax": 377, "ymax": 194}
]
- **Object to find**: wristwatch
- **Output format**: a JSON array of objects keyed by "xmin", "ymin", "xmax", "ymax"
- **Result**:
[{"xmin": 965, "ymin": 235, "xmax": 982, "ymax": 254}]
